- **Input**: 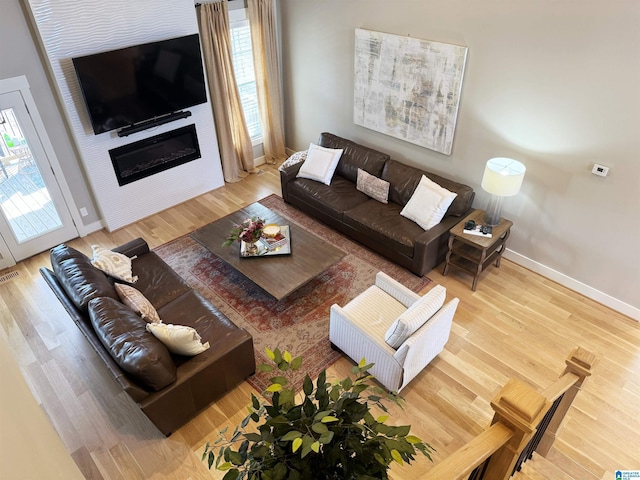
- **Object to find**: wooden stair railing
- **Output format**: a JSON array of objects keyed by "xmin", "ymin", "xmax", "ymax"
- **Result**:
[
  {"xmin": 420, "ymin": 347, "xmax": 595, "ymax": 480},
  {"xmin": 536, "ymin": 347, "xmax": 596, "ymax": 458}
]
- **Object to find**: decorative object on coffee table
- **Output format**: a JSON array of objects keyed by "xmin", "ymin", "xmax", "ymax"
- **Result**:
[
  {"xmin": 256, "ymin": 225, "xmax": 290, "ymax": 256},
  {"xmin": 222, "ymin": 215, "xmax": 265, "ymax": 256},
  {"xmin": 443, "ymin": 209, "xmax": 513, "ymax": 291},
  {"xmin": 262, "ymin": 223, "xmax": 281, "ymax": 237}
]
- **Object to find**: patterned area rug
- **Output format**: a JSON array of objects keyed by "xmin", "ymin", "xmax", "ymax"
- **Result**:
[{"xmin": 154, "ymin": 194, "xmax": 431, "ymax": 393}]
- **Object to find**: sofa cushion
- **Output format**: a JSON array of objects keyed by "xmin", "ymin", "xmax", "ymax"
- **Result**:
[
  {"xmin": 289, "ymin": 176, "xmax": 369, "ymax": 222},
  {"xmin": 115, "ymin": 283, "xmax": 161, "ymax": 323},
  {"xmin": 385, "ymin": 285, "xmax": 447, "ymax": 349},
  {"xmin": 88, "ymin": 297, "xmax": 177, "ymax": 391},
  {"xmin": 296, "ymin": 143, "xmax": 343, "ymax": 185},
  {"xmin": 128, "ymin": 252, "xmax": 191, "ymax": 309},
  {"xmin": 400, "ymin": 175, "xmax": 458, "ymax": 230},
  {"xmin": 50, "ymin": 243, "xmax": 118, "ymax": 312},
  {"xmin": 318, "ymin": 132, "xmax": 389, "ymax": 183},
  {"xmin": 146, "ymin": 323, "xmax": 210, "ymax": 356},
  {"xmin": 157, "ymin": 289, "xmax": 250, "ymax": 345},
  {"xmin": 356, "ymin": 168, "xmax": 390, "ymax": 204},
  {"xmin": 343, "ymin": 200, "xmax": 422, "ymax": 258},
  {"xmin": 382, "ymin": 159, "xmax": 474, "ymax": 216}
]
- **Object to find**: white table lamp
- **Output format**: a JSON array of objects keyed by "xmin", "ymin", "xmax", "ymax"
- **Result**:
[{"xmin": 480, "ymin": 157, "xmax": 526, "ymax": 226}]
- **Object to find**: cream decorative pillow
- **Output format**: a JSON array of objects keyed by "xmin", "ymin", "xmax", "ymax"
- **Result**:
[
  {"xmin": 356, "ymin": 168, "xmax": 390, "ymax": 203},
  {"xmin": 278, "ymin": 150, "xmax": 308, "ymax": 171},
  {"xmin": 114, "ymin": 283, "xmax": 161, "ymax": 323},
  {"xmin": 296, "ymin": 143, "xmax": 343, "ymax": 185},
  {"xmin": 90, "ymin": 245, "xmax": 138, "ymax": 283},
  {"xmin": 385, "ymin": 285, "xmax": 447, "ymax": 349},
  {"xmin": 146, "ymin": 323, "xmax": 210, "ymax": 356},
  {"xmin": 400, "ymin": 175, "xmax": 458, "ymax": 230}
]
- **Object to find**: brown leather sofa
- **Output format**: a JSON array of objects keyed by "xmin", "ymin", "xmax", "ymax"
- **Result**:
[
  {"xmin": 280, "ymin": 133, "xmax": 475, "ymax": 276},
  {"xmin": 40, "ymin": 238, "xmax": 254, "ymax": 436}
]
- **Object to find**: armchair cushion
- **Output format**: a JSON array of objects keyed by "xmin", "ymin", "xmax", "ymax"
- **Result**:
[{"xmin": 384, "ymin": 285, "xmax": 446, "ymax": 349}]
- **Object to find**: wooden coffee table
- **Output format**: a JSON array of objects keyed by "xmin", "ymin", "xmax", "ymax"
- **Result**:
[{"xmin": 191, "ymin": 202, "xmax": 345, "ymax": 300}]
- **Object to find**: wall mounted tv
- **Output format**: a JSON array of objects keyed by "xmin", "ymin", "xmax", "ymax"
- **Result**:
[{"xmin": 72, "ymin": 33, "xmax": 208, "ymax": 135}]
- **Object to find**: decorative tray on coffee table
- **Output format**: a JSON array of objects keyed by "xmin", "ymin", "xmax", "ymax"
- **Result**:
[{"xmin": 240, "ymin": 225, "xmax": 291, "ymax": 258}]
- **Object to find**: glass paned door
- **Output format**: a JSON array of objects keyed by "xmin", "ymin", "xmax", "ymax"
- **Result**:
[
  {"xmin": 0, "ymin": 89, "xmax": 77, "ymax": 264},
  {"xmin": 0, "ymin": 106, "xmax": 64, "ymax": 242}
]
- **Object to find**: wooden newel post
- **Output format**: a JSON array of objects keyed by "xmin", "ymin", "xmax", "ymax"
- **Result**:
[
  {"xmin": 481, "ymin": 379, "xmax": 550, "ymax": 480},
  {"xmin": 536, "ymin": 346, "xmax": 596, "ymax": 457}
]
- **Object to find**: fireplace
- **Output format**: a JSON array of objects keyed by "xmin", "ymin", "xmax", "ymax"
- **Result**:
[{"xmin": 108, "ymin": 124, "xmax": 201, "ymax": 186}]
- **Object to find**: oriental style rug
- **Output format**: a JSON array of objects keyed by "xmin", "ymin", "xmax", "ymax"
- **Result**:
[{"xmin": 154, "ymin": 194, "xmax": 431, "ymax": 393}]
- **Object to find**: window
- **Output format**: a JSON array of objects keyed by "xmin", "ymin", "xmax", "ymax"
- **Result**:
[{"xmin": 229, "ymin": 15, "xmax": 262, "ymax": 145}]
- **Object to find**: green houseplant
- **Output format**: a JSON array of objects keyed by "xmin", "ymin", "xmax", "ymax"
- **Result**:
[{"xmin": 202, "ymin": 347, "xmax": 433, "ymax": 480}]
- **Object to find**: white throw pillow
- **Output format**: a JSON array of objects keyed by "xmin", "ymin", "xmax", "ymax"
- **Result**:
[
  {"xmin": 400, "ymin": 175, "xmax": 458, "ymax": 230},
  {"xmin": 146, "ymin": 323, "xmax": 210, "ymax": 356},
  {"xmin": 384, "ymin": 285, "xmax": 447, "ymax": 349},
  {"xmin": 296, "ymin": 143, "xmax": 343, "ymax": 185},
  {"xmin": 90, "ymin": 245, "xmax": 138, "ymax": 283}
]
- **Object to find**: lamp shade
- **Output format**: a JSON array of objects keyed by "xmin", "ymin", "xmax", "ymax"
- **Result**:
[{"xmin": 481, "ymin": 157, "xmax": 526, "ymax": 197}]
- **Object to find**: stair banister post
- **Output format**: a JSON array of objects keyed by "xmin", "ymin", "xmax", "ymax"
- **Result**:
[
  {"xmin": 536, "ymin": 347, "xmax": 596, "ymax": 457},
  {"xmin": 481, "ymin": 378, "xmax": 550, "ymax": 480}
]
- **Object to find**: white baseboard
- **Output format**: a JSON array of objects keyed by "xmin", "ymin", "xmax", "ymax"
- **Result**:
[
  {"xmin": 75, "ymin": 219, "xmax": 104, "ymax": 237},
  {"xmin": 504, "ymin": 249, "xmax": 640, "ymax": 322}
]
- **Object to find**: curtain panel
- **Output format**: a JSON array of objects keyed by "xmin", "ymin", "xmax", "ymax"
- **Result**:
[
  {"xmin": 248, "ymin": 0, "xmax": 287, "ymax": 164},
  {"xmin": 198, "ymin": 1, "xmax": 255, "ymax": 182}
]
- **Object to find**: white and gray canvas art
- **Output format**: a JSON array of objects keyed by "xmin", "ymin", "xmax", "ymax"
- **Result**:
[{"xmin": 354, "ymin": 29, "xmax": 468, "ymax": 155}]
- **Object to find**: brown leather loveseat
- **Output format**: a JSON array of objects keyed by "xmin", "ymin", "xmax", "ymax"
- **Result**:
[
  {"xmin": 280, "ymin": 133, "xmax": 475, "ymax": 276},
  {"xmin": 40, "ymin": 238, "xmax": 254, "ymax": 436}
]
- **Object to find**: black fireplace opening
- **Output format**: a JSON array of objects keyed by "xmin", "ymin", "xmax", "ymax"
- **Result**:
[{"xmin": 109, "ymin": 124, "xmax": 201, "ymax": 186}]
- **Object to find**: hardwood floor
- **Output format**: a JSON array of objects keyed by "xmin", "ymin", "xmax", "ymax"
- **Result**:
[{"xmin": 1, "ymin": 163, "xmax": 638, "ymax": 479}]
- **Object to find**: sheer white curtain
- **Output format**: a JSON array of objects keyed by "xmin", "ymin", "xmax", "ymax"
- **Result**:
[
  {"xmin": 198, "ymin": 1, "xmax": 255, "ymax": 182},
  {"xmin": 247, "ymin": 0, "xmax": 287, "ymax": 164}
]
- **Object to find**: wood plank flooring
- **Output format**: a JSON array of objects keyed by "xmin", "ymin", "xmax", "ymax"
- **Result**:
[{"xmin": 1, "ymin": 163, "xmax": 638, "ymax": 479}]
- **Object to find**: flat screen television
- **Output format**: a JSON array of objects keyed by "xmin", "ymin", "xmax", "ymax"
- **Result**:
[{"xmin": 72, "ymin": 33, "xmax": 208, "ymax": 135}]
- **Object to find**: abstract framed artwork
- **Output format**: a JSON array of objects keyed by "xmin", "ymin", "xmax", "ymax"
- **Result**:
[{"xmin": 354, "ymin": 29, "xmax": 468, "ymax": 155}]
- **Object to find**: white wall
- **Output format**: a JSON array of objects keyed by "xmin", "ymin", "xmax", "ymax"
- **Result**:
[
  {"xmin": 26, "ymin": 0, "xmax": 224, "ymax": 231},
  {"xmin": 278, "ymin": 0, "xmax": 640, "ymax": 317}
]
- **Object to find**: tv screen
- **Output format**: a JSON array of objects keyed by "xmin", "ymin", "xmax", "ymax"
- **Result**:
[{"xmin": 72, "ymin": 33, "xmax": 208, "ymax": 135}]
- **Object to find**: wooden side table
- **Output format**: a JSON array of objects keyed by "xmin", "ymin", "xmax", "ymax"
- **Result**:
[{"xmin": 443, "ymin": 209, "xmax": 513, "ymax": 291}]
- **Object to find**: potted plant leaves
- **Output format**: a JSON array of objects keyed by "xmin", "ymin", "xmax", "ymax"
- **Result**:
[{"xmin": 202, "ymin": 347, "xmax": 433, "ymax": 479}]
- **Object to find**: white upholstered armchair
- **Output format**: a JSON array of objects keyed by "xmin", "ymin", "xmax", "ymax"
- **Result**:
[{"xmin": 329, "ymin": 272, "xmax": 458, "ymax": 393}]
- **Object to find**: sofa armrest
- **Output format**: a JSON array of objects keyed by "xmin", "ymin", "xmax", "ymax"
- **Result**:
[
  {"xmin": 395, "ymin": 298, "xmax": 458, "ymax": 391},
  {"xmin": 138, "ymin": 328, "xmax": 254, "ymax": 436},
  {"xmin": 411, "ymin": 211, "xmax": 469, "ymax": 276},
  {"xmin": 113, "ymin": 238, "xmax": 150, "ymax": 258},
  {"xmin": 374, "ymin": 272, "xmax": 421, "ymax": 308},
  {"xmin": 279, "ymin": 163, "xmax": 303, "ymax": 203},
  {"xmin": 329, "ymin": 304, "xmax": 403, "ymax": 392}
]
